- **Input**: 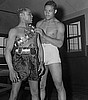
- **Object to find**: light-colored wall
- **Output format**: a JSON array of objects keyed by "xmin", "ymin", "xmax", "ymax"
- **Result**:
[{"xmin": 63, "ymin": 8, "xmax": 88, "ymax": 45}]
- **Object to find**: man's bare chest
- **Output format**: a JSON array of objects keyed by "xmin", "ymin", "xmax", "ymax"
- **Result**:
[{"xmin": 40, "ymin": 22, "xmax": 58, "ymax": 38}]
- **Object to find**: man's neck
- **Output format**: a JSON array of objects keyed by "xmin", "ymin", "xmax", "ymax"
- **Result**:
[
  {"xmin": 18, "ymin": 22, "xmax": 31, "ymax": 28},
  {"xmin": 45, "ymin": 17, "xmax": 56, "ymax": 23},
  {"xmin": 18, "ymin": 22, "xmax": 26, "ymax": 27}
]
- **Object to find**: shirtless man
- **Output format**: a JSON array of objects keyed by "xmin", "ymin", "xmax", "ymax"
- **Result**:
[
  {"xmin": 5, "ymin": 8, "xmax": 44, "ymax": 100},
  {"xmin": 35, "ymin": 1, "xmax": 66, "ymax": 100}
]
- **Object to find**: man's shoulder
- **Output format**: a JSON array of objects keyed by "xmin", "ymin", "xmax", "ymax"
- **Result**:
[
  {"xmin": 55, "ymin": 21, "xmax": 65, "ymax": 33},
  {"xmin": 9, "ymin": 28, "xmax": 17, "ymax": 36},
  {"xmin": 36, "ymin": 19, "xmax": 44, "ymax": 27},
  {"xmin": 55, "ymin": 19, "xmax": 63, "ymax": 25},
  {"xmin": 55, "ymin": 20, "xmax": 64, "ymax": 29}
]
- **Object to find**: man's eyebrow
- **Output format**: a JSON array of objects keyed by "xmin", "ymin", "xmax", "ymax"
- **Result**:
[{"xmin": 28, "ymin": 11, "xmax": 31, "ymax": 13}]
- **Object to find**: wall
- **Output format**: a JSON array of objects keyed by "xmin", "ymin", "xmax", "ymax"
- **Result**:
[
  {"xmin": 61, "ymin": 8, "xmax": 88, "ymax": 96},
  {"xmin": 64, "ymin": 8, "xmax": 88, "ymax": 45},
  {"xmin": 0, "ymin": 10, "xmax": 18, "ymax": 34}
]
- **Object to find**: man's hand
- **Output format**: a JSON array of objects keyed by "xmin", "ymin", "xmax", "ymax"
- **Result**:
[
  {"xmin": 35, "ymin": 28, "xmax": 45, "ymax": 37},
  {"xmin": 9, "ymin": 69, "xmax": 20, "ymax": 83},
  {"xmin": 38, "ymin": 61, "xmax": 45, "ymax": 77}
]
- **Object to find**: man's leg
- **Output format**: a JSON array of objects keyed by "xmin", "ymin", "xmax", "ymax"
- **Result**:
[
  {"xmin": 28, "ymin": 80, "xmax": 39, "ymax": 100},
  {"xmin": 9, "ymin": 81, "xmax": 21, "ymax": 100},
  {"xmin": 48, "ymin": 63, "xmax": 66, "ymax": 100},
  {"xmin": 40, "ymin": 66, "xmax": 48, "ymax": 100}
]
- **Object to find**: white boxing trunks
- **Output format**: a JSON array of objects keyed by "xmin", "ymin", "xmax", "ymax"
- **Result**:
[{"xmin": 42, "ymin": 44, "xmax": 61, "ymax": 65}]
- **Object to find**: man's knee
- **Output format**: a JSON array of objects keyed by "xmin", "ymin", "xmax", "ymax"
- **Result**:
[
  {"xmin": 40, "ymin": 72, "xmax": 48, "ymax": 90},
  {"xmin": 12, "ymin": 87, "xmax": 18, "ymax": 95},
  {"xmin": 30, "ymin": 87, "xmax": 38, "ymax": 96},
  {"xmin": 40, "ymin": 77, "xmax": 47, "ymax": 91},
  {"xmin": 54, "ymin": 81, "xmax": 63, "ymax": 91},
  {"xmin": 40, "ymin": 82, "xmax": 45, "ymax": 91},
  {"xmin": 10, "ymin": 89, "xmax": 18, "ymax": 100}
]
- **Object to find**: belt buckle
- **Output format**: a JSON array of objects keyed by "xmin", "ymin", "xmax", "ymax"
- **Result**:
[
  {"xmin": 15, "ymin": 48, "xmax": 22, "ymax": 54},
  {"xmin": 30, "ymin": 48, "xmax": 36, "ymax": 55}
]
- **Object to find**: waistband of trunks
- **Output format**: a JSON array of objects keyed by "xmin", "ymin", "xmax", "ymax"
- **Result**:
[{"xmin": 15, "ymin": 47, "xmax": 37, "ymax": 55}]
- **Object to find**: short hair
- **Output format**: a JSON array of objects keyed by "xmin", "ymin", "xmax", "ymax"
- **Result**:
[
  {"xmin": 17, "ymin": 8, "xmax": 31, "ymax": 16},
  {"xmin": 44, "ymin": 0, "xmax": 57, "ymax": 10}
]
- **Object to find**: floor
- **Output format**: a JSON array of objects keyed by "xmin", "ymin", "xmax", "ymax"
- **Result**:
[
  {"xmin": 0, "ymin": 81, "xmax": 88, "ymax": 100},
  {"xmin": 0, "ymin": 70, "xmax": 88, "ymax": 100},
  {"xmin": 0, "ymin": 86, "xmax": 88, "ymax": 100},
  {"xmin": 0, "ymin": 85, "xmax": 59, "ymax": 100},
  {"xmin": 0, "ymin": 83, "xmax": 57, "ymax": 100}
]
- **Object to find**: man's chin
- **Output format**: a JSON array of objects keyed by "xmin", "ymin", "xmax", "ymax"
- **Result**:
[
  {"xmin": 45, "ymin": 18, "xmax": 52, "ymax": 21},
  {"xmin": 28, "ymin": 22, "xmax": 32, "ymax": 24}
]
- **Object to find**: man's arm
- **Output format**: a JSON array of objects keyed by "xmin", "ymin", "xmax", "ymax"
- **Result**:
[
  {"xmin": 5, "ymin": 29, "xmax": 20, "ymax": 83},
  {"xmin": 37, "ymin": 33, "xmax": 44, "ymax": 76},
  {"xmin": 5, "ymin": 29, "xmax": 16, "ymax": 71},
  {"xmin": 36, "ymin": 22, "xmax": 65, "ymax": 48},
  {"xmin": 37, "ymin": 33, "xmax": 44, "ymax": 63}
]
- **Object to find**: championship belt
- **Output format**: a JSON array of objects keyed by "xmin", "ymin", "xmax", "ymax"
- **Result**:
[
  {"xmin": 15, "ymin": 47, "xmax": 37, "ymax": 55},
  {"xmin": 24, "ymin": 24, "xmax": 35, "ymax": 38},
  {"xmin": 13, "ymin": 24, "xmax": 37, "ymax": 55}
]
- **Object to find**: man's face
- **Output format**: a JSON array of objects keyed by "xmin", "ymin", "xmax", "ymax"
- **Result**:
[
  {"xmin": 44, "ymin": 5, "xmax": 56, "ymax": 20},
  {"xmin": 23, "ymin": 10, "xmax": 33, "ymax": 23}
]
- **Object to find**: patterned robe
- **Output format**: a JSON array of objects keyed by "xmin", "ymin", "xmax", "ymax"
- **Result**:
[{"xmin": 12, "ymin": 25, "xmax": 39, "ymax": 81}]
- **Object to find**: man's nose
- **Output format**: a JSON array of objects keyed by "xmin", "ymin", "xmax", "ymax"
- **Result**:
[{"xmin": 46, "ymin": 11, "xmax": 49, "ymax": 15}]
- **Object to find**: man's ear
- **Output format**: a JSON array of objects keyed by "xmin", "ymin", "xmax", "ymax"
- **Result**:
[
  {"xmin": 20, "ymin": 13, "xmax": 23, "ymax": 17},
  {"xmin": 55, "ymin": 10, "xmax": 57, "ymax": 14}
]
